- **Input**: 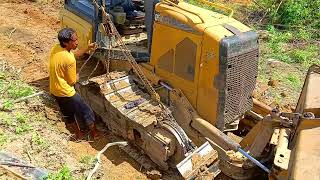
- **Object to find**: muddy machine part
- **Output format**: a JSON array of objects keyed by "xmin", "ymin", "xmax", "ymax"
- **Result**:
[
  {"xmin": 74, "ymin": 1, "xmax": 221, "ymax": 178},
  {"xmin": 236, "ymin": 65, "xmax": 320, "ymax": 180},
  {"xmin": 77, "ymin": 71, "xmax": 219, "ymax": 178},
  {"xmin": 62, "ymin": 0, "xmax": 277, "ymax": 179},
  {"xmin": 279, "ymin": 65, "xmax": 320, "ymax": 180}
]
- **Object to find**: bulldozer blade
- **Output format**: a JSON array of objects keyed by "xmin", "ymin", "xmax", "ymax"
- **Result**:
[{"xmin": 176, "ymin": 141, "xmax": 220, "ymax": 179}]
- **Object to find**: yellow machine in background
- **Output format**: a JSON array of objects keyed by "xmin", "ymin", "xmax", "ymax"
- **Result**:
[
  {"xmin": 148, "ymin": 1, "xmax": 255, "ymax": 130},
  {"xmin": 61, "ymin": 0, "xmax": 320, "ymax": 179},
  {"xmin": 60, "ymin": 9, "xmax": 93, "ymax": 50}
]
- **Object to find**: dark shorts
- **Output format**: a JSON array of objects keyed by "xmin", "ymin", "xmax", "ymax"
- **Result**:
[{"xmin": 54, "ymin": 93, "xmax": 95, "ymax": 126}]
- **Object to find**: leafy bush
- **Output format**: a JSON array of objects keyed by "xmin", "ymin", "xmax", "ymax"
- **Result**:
[
  {"xmin": 262, "ymin": 25, "xmax": 319, "ymax": 67},
  {"xmin": 255, "ymin": 0, "xmax": 320, "ymax": 38},
  {"xmin": 276, "ymin": 0, "xmax": 320, "ymax": 29},
  {"xmin": 0, "ymin": 60, "xmax": 35, "ymax": 110},
  {"xmin": 290, "ymin": 46, "xmax": 319, "ymax": 65},
  {"xmin": 46, "ymin": 165, "xmax": 73, "ymax": 180},
  {"xmin": 0, "ymin": 133, "xmax": 8, "ymax": 146}
]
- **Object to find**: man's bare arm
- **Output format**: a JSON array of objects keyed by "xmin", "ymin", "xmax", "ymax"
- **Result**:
[{"xmin": 74, "ymin": 42, "xmax": 97, "ymax": 58}]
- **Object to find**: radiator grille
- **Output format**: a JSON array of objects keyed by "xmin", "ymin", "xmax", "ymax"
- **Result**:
[{"xmin": 224, "ymin": 49, "xmax": 259, "ymax": 124}]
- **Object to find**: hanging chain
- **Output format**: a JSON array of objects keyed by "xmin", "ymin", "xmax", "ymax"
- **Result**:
[
  {"xmin": 78, "ymin": 52, "xmax": 95, "ymax": 76},
  {"xmin": 92, "ymin": 0, "xmax": 160, "ymax": 101},
  {"xmin": 91, "ymin": 0, "xmax": 180, "ymax": 123},
  {"xmin": 91, "ymin": 0, "xmax": 195, "ymax": 152},
  {"xmin": 106, "ymin": 37, "xmax": 112, "ymax": 75}
]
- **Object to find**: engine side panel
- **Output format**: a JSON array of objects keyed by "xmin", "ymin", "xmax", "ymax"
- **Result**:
[{"xmin": 150, "ymin": 21, "xmax": 202, "ymax": 108}]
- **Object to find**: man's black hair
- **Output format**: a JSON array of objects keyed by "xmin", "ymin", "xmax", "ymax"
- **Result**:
[{"xmin": 58, "ymin": 28, "xmax": 76, "ymax": 48}]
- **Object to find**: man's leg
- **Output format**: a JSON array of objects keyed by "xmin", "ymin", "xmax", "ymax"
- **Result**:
[
  {"xmin": 54, "ymin": 96, "xmax": 84, "ymax": 139},
  {"xmin": 54, "ymin": 96, "xmax": 76, "ymax": 123},
  {"xmin": 72, "ymin": 93, "xmax": 99, "ymax": 138}
]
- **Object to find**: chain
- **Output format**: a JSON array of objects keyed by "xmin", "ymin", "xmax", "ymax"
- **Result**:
[
  {"xmin": 78, "ymin": 51, "xmax": 96, "ymax": 76},
  {"xmin": 92, "ymin": 0, "xmax": 160, "ymax": 101},
  {"xmin": 87, "ymin": 59, "xmax": 100, "ymax": 81},
  {"xmin": 91, "ymin": 0, "xmax": 195, "ymax": 152},
  {"xmin": 106, "ymin": 37, "xmax": 112, "ymax": 75}
]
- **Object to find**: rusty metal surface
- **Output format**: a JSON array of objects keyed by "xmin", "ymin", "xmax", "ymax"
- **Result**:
[
  {"xmin": 288, "ymin": 126, "xmax": 320, "ymax": 180},
  {"xmin": 295, "ymin": 65, "xmax": 320, "ymax": 116}
]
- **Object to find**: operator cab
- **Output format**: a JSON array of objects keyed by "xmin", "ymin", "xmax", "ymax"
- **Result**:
[{"xmin": 63, "ymin": 0, "xmax": 154, "ymax": 61}]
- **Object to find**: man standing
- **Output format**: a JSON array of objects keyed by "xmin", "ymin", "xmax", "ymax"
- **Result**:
[{"xmin": 49, "ymin": 28, "xmax": 98, "ymax": 140}]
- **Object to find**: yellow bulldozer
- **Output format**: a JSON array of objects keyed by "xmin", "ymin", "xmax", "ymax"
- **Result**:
[{"xmin": 61, "ymin": 0, "xmax": 320, "ymax": 179}]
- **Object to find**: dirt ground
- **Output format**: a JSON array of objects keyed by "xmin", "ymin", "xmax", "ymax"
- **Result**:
[{"xmin": 0, "ymin": 0, "xmax": 149, "ymax": 179}]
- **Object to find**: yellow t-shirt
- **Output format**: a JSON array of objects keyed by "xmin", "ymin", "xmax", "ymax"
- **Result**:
[{"xmin": 49, "ymin": 43, "xmax": 76, "ymax": 97}]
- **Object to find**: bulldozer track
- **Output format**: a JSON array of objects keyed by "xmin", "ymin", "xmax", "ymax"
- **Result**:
[
  {"xmin": 120, "ymin": 143, "xmax": 158, "ymax": 171},
  {"xmin": 87, "ymin": 0, "xmax": 196, "ymax": 154}
]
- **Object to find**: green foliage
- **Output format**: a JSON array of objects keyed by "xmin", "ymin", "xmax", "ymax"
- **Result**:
[
  {"xmin": 79, "ymin": 155, "xmax": 94, "ymax": 165},
  {"xmin": 0, "ymin": 112, "xmax": 14, "ymax": 126},
  {"xmin": 254, "ymin": 0, "xmax": 320, "ymax": 33},
  {"xmin": 0, "ymin": 133, "xmax": 8, "ymax": 146},
  {"xmin": 266, "ymin": 25, "xmax": 293, "ymax": 43},
  {"xmin": 0, "ymin": 61, "xmax": 35, "ymax": 111},
  {"xmin": 263, "ymin": 27, "xmax": 292, "ymax": 63},
  {"xmin": 32, "ymin": 132, "xmax": 49, "ymax": 149},
  {"xmin": 7, "ymin": 80, "xmax": 34, "ymax": 99},
  {"xmin": 46, "ymin": 165, "xmax": 73, "ymax": 180},
  {"xmin": 14, "ymin": 112, "xmax": 33, "ymax": 134},
  {"xmin": 263, "ymin": 25, "xmax": 320, "ymax": 67},
  {"xmin": 0, "ymin": 111, "xmax": 34, "ymax": 135},
  {"xmin": 276, "ymin": 0, "xmax": 320, "ymax": 29},
  {"xmin": 286, "ymin": 73, "xmax": 302, "ymax": 90},
  {"xmin": 0, "ymin": 110, "xmax": 35, "ymax": 135},
  {"xmin": 16, "ymin": 112, "xmax": 29, "ymax": 123},
  {"xmin": 2, "ymin": 100, "xmax": 14, "ymax": 109},
  {"xmin": 15, "ymin": 124, "xmax": 32, "ymax": 134},
  {"xmin": 290, "ymin": 45, "xmax": 319, "ymax": 65},
  {"xmin": 295, "ymin": 29, "xmax": 313, "ymax": 41}
]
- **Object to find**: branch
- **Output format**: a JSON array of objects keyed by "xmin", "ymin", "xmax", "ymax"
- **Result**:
[
  {"xmin": 86, "ymin": 141, "xmax": 128, "ymax": 180},
  {"xmin": 8, "ymin": 28, "xmax": 16, "ymax": 39},
  {"xmin": 0, "ymin": 91, "xmax": 45, "ymax": 111},
  {"xmin": 251, "ymin": 0, "xmax": 266, "ymax": 11},
  {"xmin": 13, "ymin": 91, "xmax": 45, "ymax": 103}
]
